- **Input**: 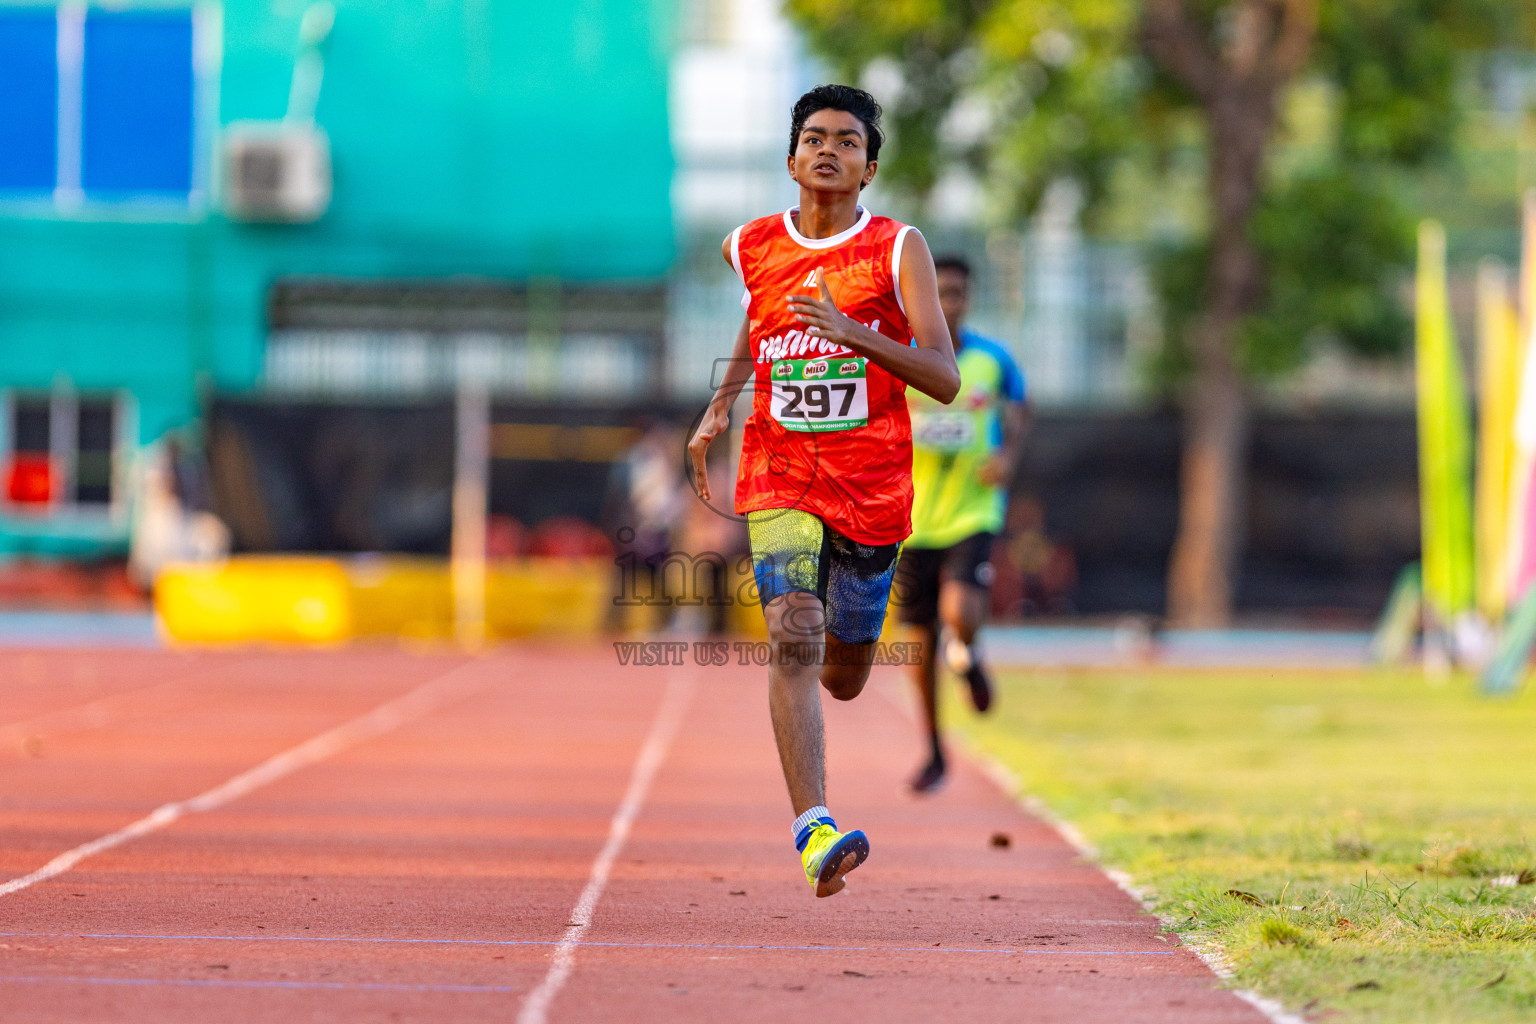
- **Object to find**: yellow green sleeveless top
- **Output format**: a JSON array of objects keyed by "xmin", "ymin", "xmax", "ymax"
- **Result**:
[{"xmin": 906, "ymin": 331, "xmax": 1025, "ymax": 549}]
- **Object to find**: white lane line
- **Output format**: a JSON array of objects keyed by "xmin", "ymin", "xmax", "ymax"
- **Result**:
[
  {"xmin": 973, "ymin": 753, "xmax": 1305, "ymax": 1024},
  {"xmin": 890, "ymin": 674, "xmax": 1308, "ymax": 1024},
  {"xmin": 516, "ymin": 668, "xmax": 696, "ymax": 1024},
  {"xmin": 0, "ymin": 662, "xmax": 479, "ymax": 899}
]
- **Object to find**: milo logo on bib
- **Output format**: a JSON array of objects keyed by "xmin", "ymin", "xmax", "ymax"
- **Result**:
[{"xmin": 769, "ymin": 357, "xmax": 868, "ymax": 432}]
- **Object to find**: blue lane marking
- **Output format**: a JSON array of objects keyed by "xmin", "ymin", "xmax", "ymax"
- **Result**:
[
  {"xmin": 0, "ymin": 612, "xmax": 160, "ymax": 649},
  {"xmin": 980, "ymin": 625, "xmax": 1370, "ymax": 668},
  {"xmin": 0, "ymin": 930, "xmax": 1177, "ymax": 956},
  {"xmin": 0, "ymin": 975, "xmax": 515, "ymax": 993}
]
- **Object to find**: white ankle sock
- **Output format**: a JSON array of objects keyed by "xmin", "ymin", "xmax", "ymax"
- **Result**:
[
  {"xmin": 943, "ymin": 634, "xmax": 974, "ymax": 673},
  {"xmin": 792, "ymin": 805, "xmax": 833, "ymax": 850}
]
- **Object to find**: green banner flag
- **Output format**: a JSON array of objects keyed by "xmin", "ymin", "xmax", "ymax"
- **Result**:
[{"xmin": 1416, "ymin": 221, "xmax": 1475, "ymax": 621}]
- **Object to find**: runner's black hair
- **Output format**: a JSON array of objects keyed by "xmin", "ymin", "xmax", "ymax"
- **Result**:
[
  {"xmin": 933, "ymin": 255, "xmax": 972, "ymax": 279},
  {"xmin": 789, "ymin": 84, "xmax": 884, "ymax": 164}
]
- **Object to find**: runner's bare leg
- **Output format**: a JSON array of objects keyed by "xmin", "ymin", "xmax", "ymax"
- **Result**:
[
  {"xmin": 909, "ymin": 622, "xmax": 940, "ymax": 746},
  {"xmin": 939, "ymin": 581, "xmax": 988, "ymax": 644},
  {"xmin": 766, "ymin": 590, "xmax": 829, "ymax": 815}
]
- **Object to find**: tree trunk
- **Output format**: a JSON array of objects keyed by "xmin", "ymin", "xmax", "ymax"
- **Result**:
[
  {"xmin": 1165, "ymin": 85, "xmax": 1273, "ymax": 627},
  {"xmin": 1139, "ymin": 0, "xmax": 1317, "ymax": 626},
  {"xmin": 1166, "ymin": 335, "xmax": 1249, "ymax": 626}
]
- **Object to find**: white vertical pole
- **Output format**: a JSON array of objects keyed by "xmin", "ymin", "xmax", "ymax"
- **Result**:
[
  {"xmin": 54, "ymin": 2, "xmax": 85, "ymax": 211},
  {"xmin": 452, "ymin": 381, "xmax": 489, "ymax": 649}
]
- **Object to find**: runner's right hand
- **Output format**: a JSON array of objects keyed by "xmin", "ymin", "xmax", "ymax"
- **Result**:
[{"xmin": 688, "ymin": 406, "xmax": 730, "ymax": 502}]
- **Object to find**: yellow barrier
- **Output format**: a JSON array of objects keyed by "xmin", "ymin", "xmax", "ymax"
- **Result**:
[
  {"xmin": 487, "ymin": 559, "xmax": 609, "ymax": 637},
  {"xmin": 155, "ymin": 557, "xmax": 354, "ymax": 645},
  {"xmin": 348, "ymin": 557, "xmax": 453, "ymax": 640},
  {"xmin": 156, "ymin": 555, "xmax": 614, "ymax": 645},
  {"xmin": 154, "ymin": 553, "xmax": 894, "ymax": 645}
]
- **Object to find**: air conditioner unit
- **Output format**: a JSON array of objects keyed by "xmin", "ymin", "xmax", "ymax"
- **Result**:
[{"xmin": 223, "ymin": 122, "xmax": 331, "ymax": 223}]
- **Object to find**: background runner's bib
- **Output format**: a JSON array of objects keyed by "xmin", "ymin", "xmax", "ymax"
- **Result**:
[
  {"xmin": 770, "ymin": 357, "xmax": 868, "ymax": 432},
  {"xmin": 909, "ymin": 409, "xmax": 976, "ymax": 452},
  {"xmin": 729, "ymin": 207, "xmax": 916, "ymax": 546}
]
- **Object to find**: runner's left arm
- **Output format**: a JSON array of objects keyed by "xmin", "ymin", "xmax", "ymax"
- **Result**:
[{"xmin": 787, "ymin": 229, "xmax": 959, "ymax": 403}]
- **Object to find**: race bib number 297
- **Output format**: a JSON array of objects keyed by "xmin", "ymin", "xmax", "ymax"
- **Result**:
[{"xmin": 770, "ymin": 357, "xmax": 868, "ymax": 432}]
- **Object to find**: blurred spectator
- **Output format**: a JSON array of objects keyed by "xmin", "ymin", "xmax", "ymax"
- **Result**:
[
  {"xmin": 603, "ymin": 420, "xmax": 688, "ymax": 631},
  {"xmin": 673, "ymin": 427, "xmax": 747, "ymax": 635},
  {"xmin": 128, "ymin": 435, "xmax": 231, "ymax": 588},
  {"xmin": 993, "ymin": 497, "xmax": 1077, "ymax": 617}
]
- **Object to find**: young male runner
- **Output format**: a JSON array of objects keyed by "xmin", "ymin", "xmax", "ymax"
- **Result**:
[
  {"xmin": 896, "ymin": 255, "xmax": 1028, "ymax": 794},
  {"xmin": 688, "ymin": 85, "xmax": 959, "ymax": 897}
]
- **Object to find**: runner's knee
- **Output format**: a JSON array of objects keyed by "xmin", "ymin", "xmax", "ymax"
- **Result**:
[
  {"xmin": 820, "ymin": 662, "xmax": 870, "ymax": 701},
  {"xmin": 820, "ymin": 635, "xmax": 873, "ymax": 699}
]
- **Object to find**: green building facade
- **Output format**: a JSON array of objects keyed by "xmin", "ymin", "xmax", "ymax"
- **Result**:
[{"xmin": 0, "ymin": 0, "xmax": 676, "ymax": 558}]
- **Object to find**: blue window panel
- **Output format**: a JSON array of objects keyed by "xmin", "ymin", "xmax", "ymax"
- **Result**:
[
  {"xmin": 81, "ymin": 10, "xmax": 194, "ymax": 197},
  {"xmin": 0, "ymin": 9, "xmax": 58, "ymax": 193}
]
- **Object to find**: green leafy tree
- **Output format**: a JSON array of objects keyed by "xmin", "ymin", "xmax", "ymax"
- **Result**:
[{"xmin": 786, "ymin": 0, "xmax": 1527, "ymax": 625}]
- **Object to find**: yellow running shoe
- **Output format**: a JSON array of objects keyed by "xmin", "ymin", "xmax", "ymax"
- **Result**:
[{"xmin": 800, "ymin": 822, "xmax": 870, "ymax": 897}]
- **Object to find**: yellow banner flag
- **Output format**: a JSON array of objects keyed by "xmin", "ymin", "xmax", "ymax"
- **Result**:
[{"xmin": 1475, "ymin": 261, "xmax": 1520, "ymax": 619}]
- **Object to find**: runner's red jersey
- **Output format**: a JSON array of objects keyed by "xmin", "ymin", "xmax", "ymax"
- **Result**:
[{"xmin": 729, "ymin": 206, "xmax": 917, "ymax": 545}]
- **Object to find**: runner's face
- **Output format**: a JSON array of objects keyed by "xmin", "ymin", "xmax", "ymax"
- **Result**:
[
  {"xmin": 937, "ymin": 269, "xmax": 970, "ymax": 333},
  {"xmin": 788, "ymin": 109, "xmax": 877, "ymax": 193}
]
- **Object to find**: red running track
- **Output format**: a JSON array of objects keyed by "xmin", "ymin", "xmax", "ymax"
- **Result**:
[{"xmin": 0, "ymin": 646, "xmax": 1268, "ymax": 1023}]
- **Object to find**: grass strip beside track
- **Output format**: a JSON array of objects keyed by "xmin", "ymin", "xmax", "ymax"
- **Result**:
[{"xmin": 956, "ymin": 666, "xmax": 1536, "ymax": 1024}]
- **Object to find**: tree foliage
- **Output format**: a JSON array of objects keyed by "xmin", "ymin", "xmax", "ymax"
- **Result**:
[
  {"xmin": 785, "ymin": 0, "xmax": 995, "ymax": 195},
  {"xmin": 785, "ymin": 0, "xmax": 1521, "ymax": 378}
]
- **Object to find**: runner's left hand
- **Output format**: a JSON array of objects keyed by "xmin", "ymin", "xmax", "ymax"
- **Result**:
[{"xmin": 787, "ymin": 270, "xmax": 858, "ymax": 348}]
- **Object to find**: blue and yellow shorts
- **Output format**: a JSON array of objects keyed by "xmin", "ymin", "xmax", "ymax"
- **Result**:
[{"xmin": 745, "ymin": 508, "xmax": 900, "ymax": 646}]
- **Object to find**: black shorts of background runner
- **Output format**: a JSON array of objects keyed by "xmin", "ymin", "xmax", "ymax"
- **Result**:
[{"xmin": 894, "ymin": 531, "xmax": 995, "ymax": 626}]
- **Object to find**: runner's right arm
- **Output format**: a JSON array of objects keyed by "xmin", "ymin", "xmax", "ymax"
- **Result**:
[
  {"xmin": 688, "ymin": 312, "xmax": 752, "ymax": 503},
  {"xmin": 788, "ymin": 230, "xmax": 959, "ymax": 403}
]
